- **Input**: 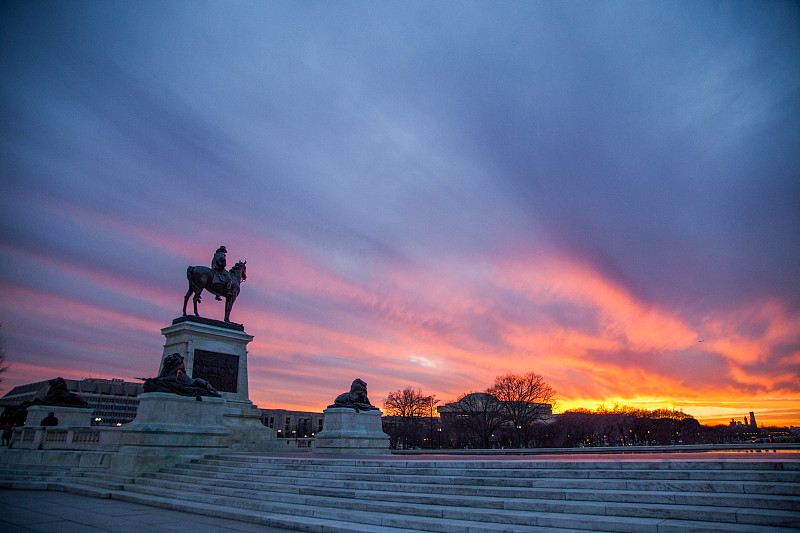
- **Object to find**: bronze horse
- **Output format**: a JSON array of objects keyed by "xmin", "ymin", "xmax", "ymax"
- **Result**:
[{"xmin": 182, "ymin": 260, "xmax": 246, "ymax": 322}]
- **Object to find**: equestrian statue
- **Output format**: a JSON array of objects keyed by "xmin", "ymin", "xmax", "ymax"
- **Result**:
[{"xmin": 182, "ymin": 246, "xmax": 247, "ymax": 323}]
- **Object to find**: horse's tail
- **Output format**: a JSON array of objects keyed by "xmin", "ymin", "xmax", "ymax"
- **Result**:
[{"xmin": 186, "ymin": 266, "xmax": 199, "ymax": 292}]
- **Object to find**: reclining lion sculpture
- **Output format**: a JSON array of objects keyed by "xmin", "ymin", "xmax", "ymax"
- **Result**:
[
  {"xmin": 328, "ymin": 378, "xmax": 378, "ymax": 412},
  {"xmin": 143, "ymin": 353, "xmax": 220, "ymax": 401}
]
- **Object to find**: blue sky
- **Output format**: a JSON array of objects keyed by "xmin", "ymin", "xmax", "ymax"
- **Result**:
[{"xmin": 1, "ymin": 1, "xmax": 798, "ymax": 424}]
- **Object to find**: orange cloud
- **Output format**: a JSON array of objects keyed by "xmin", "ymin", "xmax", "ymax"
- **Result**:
[
  {"xmin": 241, "ymin": 250, "xmax": 799, "ymax": 424},
  {"xmin": 703, "ymin": 299, "xmax": 800, "ymax": 365},
  {"xmin": 3, "ymin": 239, "xmax": 798, "ymax": 427}
]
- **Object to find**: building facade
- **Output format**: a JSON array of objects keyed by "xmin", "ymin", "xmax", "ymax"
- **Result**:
[
  {"xmin": 437, "ymin": 392, "xmax": 553, "ymax": 448},
  {"xmin": 1, "ymin": 378, "xmax": 143, "ymax": 426},
  {"xmin": 259, "ymin": 408, "xmax": 324, "ymax": 438}
]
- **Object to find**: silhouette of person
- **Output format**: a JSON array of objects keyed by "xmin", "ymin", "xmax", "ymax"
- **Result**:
[
  {"xmin": 40, "ymin": 412, "xmax": 59, "ymax": 426},
  {"xmin": 211, "ymin": 246, "xmax": 232, "ymax": 300}
]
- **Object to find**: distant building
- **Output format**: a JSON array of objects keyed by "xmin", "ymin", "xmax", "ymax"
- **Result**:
[
  {"xmin": 260, "ymin": 408, "xmax": 324, "ymax": 438},
  {"xmin": 437, "ymin": 392, "xmax": 553, "ymax": 422},
  {"xmin": 730, "ymin": 412, "xmax": 759, "ymax": 429},
  {"xmin": 0, "ymin": 378, "xmax": 142, "ymax": 426},
  {"xmin": 437, "ymin": 392, "xmax": 497, "ymax": 418},
  {"xmin": 437, "ymin": 392, "xmax": 553, "ymax": 447}
]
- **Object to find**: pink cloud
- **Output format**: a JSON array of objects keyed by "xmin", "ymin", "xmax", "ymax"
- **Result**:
[{"xmin": 3, "ymin": 238, "xmax": 798, "ymax": 426}]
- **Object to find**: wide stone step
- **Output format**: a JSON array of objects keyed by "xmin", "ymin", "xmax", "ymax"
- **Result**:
[
  {"xmin": 0, "ymin": 479, "xmax": 51, "ymax": 490},
  {"xmin": 57, "ymin": 482, "xmax": 115, "ymax": 499},
  {"xmin": 161, "ymin": 464, "xmax": 571, "ymax": 488},
  {"xmin": 71, "ymin": 474, "xmax": 131, "ymax": 491},
  {"xmin": 125, "ymin": 474, "xmax": 799, "ymax": 528},
  {"xmin": 113, "ymin": 483, "xmax": 551, "ymax": 532},
  {"xmin": 0, "ymin": 465, "xmax": 73, "ymax": 475},
  {"xmin": 196, "ymin": 457, "xmax": 798, "ymax": 472},
  {"xmin": 525, "ymin": 476, "xmax": 800, "ymax": 494},
  {"xmin": 652, "ymin": 518, "xmax": 795, "ymax": 533},
  {"xmin": 101, "ymin": 489, "xmax": 441, "ymax": 533},
  {"xmin": 112, "ymin": 482, "xmax": 656, "ymax": 532},
  {"xmin": 300, "ymin": 484, "xmax": 800, "ymax": 513},
  {"xmin": 0, "ymin": 473, "xmax": 81, "ymax": 487},
  {"xmin": 211, "ymin": 456, "xmax": 798, "ymax": 468},
  {"xmin": 109, "ymin": 482, "xmax": 794, "ymax": 533},
  {"xmin": 204, "ymin": 456, "xmax": 800, "ymax": 471},
  {"xmin": 179, "ymin": 459, "xmax": 800, "ymax": 482},
  {"xmin": 0, "ymin": 472, "xmax": 71, "ymax": 481},
  {"xmin": 159, "ymin": 463, "xmax": 800, "ymax": 496},
  {"xmin": 80, "ymin": 472, "xmax": 137, "ymax": 484},
  {"xmin": 143, "ymin": 470, "xmax": 798, "ymax": 510}
]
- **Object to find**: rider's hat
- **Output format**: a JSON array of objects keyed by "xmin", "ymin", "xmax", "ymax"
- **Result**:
[{"xmin": 216, "ymin": 246, "xmax": 227, "ymax": 254}]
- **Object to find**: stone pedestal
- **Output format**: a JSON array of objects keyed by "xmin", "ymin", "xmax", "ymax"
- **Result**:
[
  {"xmin": 161, "ymin": 317, "xmax": 253, "ymax": 402},
  {"xmin": 160, "ymin": 317, "xmax": 276, "ymax": 451},
  {"xmin": 27, "ymin": 404, "xmax": 93, "ymax": 427},
  {"xmin": 110, "ymin": 392, "xmax": 231, "ymax": 473},
  {"xmin": 123, "ymin": 392, "xmax": 228, "ymax": 440},
  {"xmin": 222, "ymin": 399, "xmax": 277, "ymax": 451},
  {"xmin": 314, "ymin": 408, "xmax": 391, "ymax": 455}
]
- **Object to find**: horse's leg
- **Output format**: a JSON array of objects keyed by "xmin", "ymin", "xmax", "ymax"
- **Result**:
[
  {"xmin": 183, "ymin": 287, "xmax": 193, "ymax": 316},
  {"xmin": 193, "ymin": 289, "xmax": 202, "ymax": 316},
  {"xmin": 225, "ymin": 293, "xmax": 238, "ymax": 322}
]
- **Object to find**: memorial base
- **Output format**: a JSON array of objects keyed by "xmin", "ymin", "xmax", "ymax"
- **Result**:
[
  {"xmin": 109, "ymin": 392, "xmax": 231, "ymax": 474},
  {"xmin": 160, "ymin": 318, "xmax": 276, "ymax": 451},
  {"xmin": 26, "ymin": 404, "xmax": 93, "ymax": 428},
  {"xmin": 161, "ymin": 318, "xmax": 254, "ymax": 403},
  {"xmin": 223, "ymin": 399, "xmax": 277, "ymax": 451},
  {"xmin": 314, "ymin": 408, "xmax": 390, "ymax": 455}
]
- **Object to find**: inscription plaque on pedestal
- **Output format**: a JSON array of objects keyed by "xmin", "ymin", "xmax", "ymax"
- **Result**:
[
  {"xmin": 162, "ymin": 319, "xmax": 253, "ymax": 402},
  {"xmin": 192, "ymin": 349, "xmax": 239, "ymax": 393}
]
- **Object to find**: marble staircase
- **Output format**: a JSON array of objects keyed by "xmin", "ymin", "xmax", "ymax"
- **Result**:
[{"xmin": 2, "ymin": 454, "xmax": 799, "ymax": 532}]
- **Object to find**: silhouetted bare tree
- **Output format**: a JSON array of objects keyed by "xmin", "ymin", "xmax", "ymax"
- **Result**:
[
  {"xmin": 383, "ymin": 386, "xmax": 437, "ymax": 448},
  {"xmin": 448, "ymin": 392, "xmax": 504, "ymax": 448},
  {"xmin": 487, "ymin": 372, "xmax": 555, "ymax": 447}
]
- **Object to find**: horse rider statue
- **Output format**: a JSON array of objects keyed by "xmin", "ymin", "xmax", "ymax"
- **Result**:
[
  {"xmin": 183, "ymin": 247, "xmax": 247, "ymax": 323},
  {"xmin": 211, "ymin": 246, "xmax": 232, "ymax": 300}
]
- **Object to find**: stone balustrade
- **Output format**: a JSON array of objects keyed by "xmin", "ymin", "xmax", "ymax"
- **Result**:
[{"xmin": 10, "ymin": 426, "xmax": 124, "ymax": 450}]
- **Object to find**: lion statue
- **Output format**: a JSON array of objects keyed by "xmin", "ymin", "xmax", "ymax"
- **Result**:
[
  {"xmin": 35, "ymin": 377, "xmax": 89, "ymax": 408},
  {"xmin": 143, "ymin": 353, "xmax": 220, "ymax": 401},
  {"xmin": 328, "ymin": 378, "xmax": 378, "ymax": 412}
]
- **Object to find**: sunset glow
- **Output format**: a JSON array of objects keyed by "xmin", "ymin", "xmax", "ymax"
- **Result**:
[{"xmin": 1, "ymin": 2, "xmax": 798, "ymax": 428}]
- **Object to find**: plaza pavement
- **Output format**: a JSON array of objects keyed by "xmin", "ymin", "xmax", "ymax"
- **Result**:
[{"xmin": 0, "ymin": 489, "xmax": 297, "ymax": 533}]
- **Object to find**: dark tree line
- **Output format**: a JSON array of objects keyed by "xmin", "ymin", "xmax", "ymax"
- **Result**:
[
  {"xmin": 381, "ymin": 378, "xmax": 794, "ymax": 449},
  {"xmin": 541, "ymin": 406, "xmax": 698, "ymax": 447},
  {"xmin": 383, "ymin": 372, "xmax": 556, "ymax": 449}
]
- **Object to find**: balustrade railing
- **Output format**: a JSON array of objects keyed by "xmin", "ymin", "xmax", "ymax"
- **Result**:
[
  {"xmin": 44, "ymin": 429, "xmax": 68, "ymax": 443},
  {"xmin": 8, "ymin": 426, "xmax": 307, "ymax": 451},
  {"xmin": 9, "ymin": 426, "xmax": 119, "ymax": 450}
]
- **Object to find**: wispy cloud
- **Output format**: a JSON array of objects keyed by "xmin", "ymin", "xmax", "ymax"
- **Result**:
[{"xmin": 1, "ymin": 2, "xmax": 798, "ymax": 424}]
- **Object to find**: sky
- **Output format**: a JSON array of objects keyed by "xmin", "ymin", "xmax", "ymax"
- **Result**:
[{"xmin": 1, "ymin": 1, "xmax": 798, "ymax": 427}]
